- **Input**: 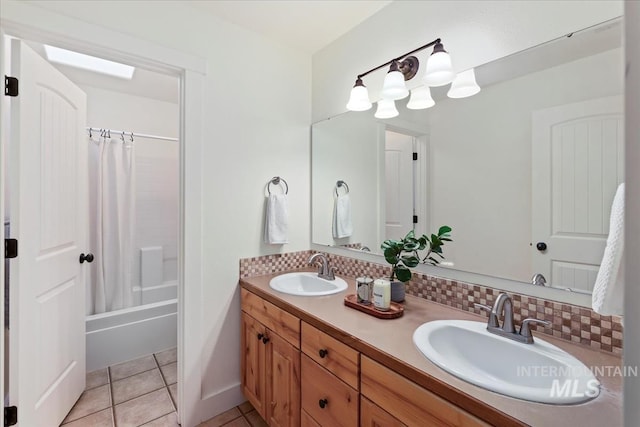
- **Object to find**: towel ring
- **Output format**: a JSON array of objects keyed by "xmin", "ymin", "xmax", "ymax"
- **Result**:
[
  {"xmin": 267, "ymin": 176, "xmax": 288, "ymax": 195},
  {"xmin": 335, "ymin": 180, "xmax": 349, "ymax": 197}
]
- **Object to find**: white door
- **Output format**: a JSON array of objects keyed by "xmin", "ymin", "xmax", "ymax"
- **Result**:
[
  {"xmin": 385, "ymin": 130, "xmax": 414, "ymax": 240},
  {"xmin": 8, "ymin": 39, "xmax": 88, "ymax": 426},
  {"xmin": 532, "ymin": 96, "xmax": 623, "ymax": 292}
]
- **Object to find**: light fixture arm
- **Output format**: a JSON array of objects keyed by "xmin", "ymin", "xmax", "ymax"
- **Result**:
[{"xmin": 356, "ymin": 38, "xmax": 441, "ymax": 80}]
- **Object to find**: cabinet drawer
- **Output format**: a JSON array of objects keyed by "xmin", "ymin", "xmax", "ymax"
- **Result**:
[
  {"xmin": 301, "ymin": 354, "xmax": 358, "ymax": 427},
  {"xmin": 301, "ymin": 410, "xmax": 321, "ymax": 427},
  {"xmin": 241, "ymin": 288, "xmax": 300, "ymax": 348},
  {"xmin": 361, "ymin": 356, "xmax": 489, "ymax": 427},
  {"xmin": 361, "ymin": 396, "xmax": 407, "ymax": 427},
  {"xmin": 301, "ymin": 322, "xmax": 359, "ymax": 389}
]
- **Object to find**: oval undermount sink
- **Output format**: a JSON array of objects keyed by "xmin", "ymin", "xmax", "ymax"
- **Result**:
[
  {"xmin": 269, "ymin": 272, "xmax": 348, "ymax": 296},
  {"xmin": 413, "ymin": 320, "xmax": 600, "ymax": 404}
]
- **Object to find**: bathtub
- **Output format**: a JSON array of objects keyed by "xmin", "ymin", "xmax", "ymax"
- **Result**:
[{"xmin": 86, "ymin": 298, "xmax": 177, "ymax": 372}]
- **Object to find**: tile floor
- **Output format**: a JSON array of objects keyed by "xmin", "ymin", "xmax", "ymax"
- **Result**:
[{"xmin": 60, "ymin": 348, "xmax": 267, "ymax": 427}]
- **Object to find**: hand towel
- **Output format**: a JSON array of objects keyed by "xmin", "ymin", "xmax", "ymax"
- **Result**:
[
  {"xmin": 592, "ymin": 182, "xmax": 625, "ymax": 317},
  {"xmin": 333, "ymin": 193, "xmax": 353, "ymax": 238},
  {"xmin": 264, "ymin": 194, "xmax": 289, "ymax": 244}
]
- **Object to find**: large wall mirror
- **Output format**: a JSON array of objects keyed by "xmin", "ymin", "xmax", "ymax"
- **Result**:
[{"xmin": 311, "ymin": 18, "xmax": 623, "ymax": 306}]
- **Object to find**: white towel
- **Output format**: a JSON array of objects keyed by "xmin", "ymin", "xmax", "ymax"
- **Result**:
[
  {"xmin": 592, "ymin": 183, "xmax": 625, "ymax": 317},
  {"xmin": 333, "ymin": 193, "xmax": 353, "ymax": 238},
  {"xmin": 264, "ymin": 194, "xmax": 289, "ymax": 244}
]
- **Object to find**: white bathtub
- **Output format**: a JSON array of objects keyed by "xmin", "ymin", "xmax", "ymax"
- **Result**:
[{"xmin": 86, "ymin": 298, "xmax": 177, "ymax": 372}]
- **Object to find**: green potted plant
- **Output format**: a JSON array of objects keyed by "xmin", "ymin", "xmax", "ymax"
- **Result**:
[{"xmin": 381, "ymin": 227, "xmax": 453, "ymax": 302}]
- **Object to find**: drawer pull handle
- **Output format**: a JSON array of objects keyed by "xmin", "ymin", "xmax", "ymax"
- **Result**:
[
  {"xmin": 318, "ymin": 398, "xmax": 328, "ymax": 409},
  {"xmin": 319, "ymin": 349, "xmax": 329, "ymax": 358},
  {"xmin": 257, "ymin": 333, "xmax": 264, "ymax": 341},
  {"xmin": 262, "ymin": 336, "xmax": 270, "ymax": 344}
]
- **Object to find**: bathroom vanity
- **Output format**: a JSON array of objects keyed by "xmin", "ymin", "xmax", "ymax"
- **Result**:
[{"xmin": 240, "ymin": 272, "xmax": 622, "ymax": 427}]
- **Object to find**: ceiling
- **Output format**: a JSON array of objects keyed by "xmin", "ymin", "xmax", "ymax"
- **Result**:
[
  {"xmin": 29, "ymin": 1, "xmax": 391, "ymax": 102},
  {"xmin": 186, "ymin": 0, "xmax": 392, "ymax": 54}
]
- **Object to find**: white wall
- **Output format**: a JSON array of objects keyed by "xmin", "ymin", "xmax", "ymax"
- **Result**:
[
  {"xmin": 1, "ymin": 1, "xmax": 311, "ymax": 424},
  {"xmin": 81, "ymin": 85, "xmax": 179, "ymax": 313},
  {"xmin": 313, "ymin": 1, "xmax": 624, "ymax": 122},
  {"xmin": 624, "ymin": 1, "xmax": 640, "ymax": 425}
]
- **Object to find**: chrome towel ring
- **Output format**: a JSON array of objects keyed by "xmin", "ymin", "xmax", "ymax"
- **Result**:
[
  {"xmin": 335, "ymin": 180, "xmax": 349, "ymax": 197},
  {"xmin": 267, "ymin": 176, "xmax": 289, "ymax": 195}
]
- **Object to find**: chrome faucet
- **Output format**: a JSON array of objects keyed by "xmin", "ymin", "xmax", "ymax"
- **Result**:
[
  {"xmin": 308, "ymin": 253, "xmax": 336, "ymax": 280},
  {"xmin": 475, "ymin": 292, "xmax": 550, "ymax": 344},
  {"xmin": 531, "ymin": 273, "xmax": 547, "ymax": 287}
]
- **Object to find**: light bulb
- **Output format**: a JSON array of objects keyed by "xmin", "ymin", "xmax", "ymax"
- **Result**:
[
  {"xmin": 423, "ymin": 42, "xmax": 455, "ymax": 87},
  {"xmin": 447, "ymin": 68, "xmax": 481, "ymax": 98},
  {"xmin": 406, "ymin": 86, "xmax": 435, "ymax": 109},
  {"xmin": 374, "ymin": 99, "xmax": 399, "ymax": 119},
  {"xmin": 346, "ymin": 78, "xmax": 372, "ymax": 111}
]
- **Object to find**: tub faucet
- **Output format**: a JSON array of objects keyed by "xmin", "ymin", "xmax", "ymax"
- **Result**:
[
  {"xmin": 307, "ymin": 253, "xmax": 335, "ymax": 280},
  {"xmin": 475, "ymin": 292, "xmax": 551, "ymax": 344}
]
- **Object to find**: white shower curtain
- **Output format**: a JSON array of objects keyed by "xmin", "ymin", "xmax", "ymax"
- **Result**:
[{"xmin": 89, "ymin": 135, "xmax": 136, "ymax": 314}]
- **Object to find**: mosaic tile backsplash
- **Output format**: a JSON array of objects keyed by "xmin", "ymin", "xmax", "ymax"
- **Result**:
[{"xmin": 239, "ymin": 250, "xmax": 623, "ymax": 354}]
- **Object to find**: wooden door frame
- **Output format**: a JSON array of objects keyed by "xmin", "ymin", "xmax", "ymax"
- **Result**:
[{"xmin": 0, "ymin": 4, "xmax": 206, "ymax": 426}]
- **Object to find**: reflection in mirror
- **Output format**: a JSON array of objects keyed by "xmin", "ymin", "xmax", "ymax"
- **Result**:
[{"xmin": 311, "ymin": 18, "xmax": 623, "ymax": 299}]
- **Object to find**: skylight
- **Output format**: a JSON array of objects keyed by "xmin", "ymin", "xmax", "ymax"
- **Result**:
[{"xmin": 44, "ymin": 45, "xmax": 135, "ymax": 79}]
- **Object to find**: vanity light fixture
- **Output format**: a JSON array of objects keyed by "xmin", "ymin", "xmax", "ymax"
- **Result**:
[
  {"xmin": 346, "ymin": 38, "xmax": 479, "ymax": 117},
  {"xmin": 447, "ymin": 68, "xmax": 481, "ymax": 98}
]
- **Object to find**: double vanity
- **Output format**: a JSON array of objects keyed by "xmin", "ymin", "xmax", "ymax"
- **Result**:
[{"xmin": 240, "ymin": 266, "xmax": 622, "ymax": 426}]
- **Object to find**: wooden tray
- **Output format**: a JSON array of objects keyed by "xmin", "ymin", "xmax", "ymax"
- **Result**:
[{"xmin": 344, "ymin": 294, "xmax": 404, "ymax": 319}]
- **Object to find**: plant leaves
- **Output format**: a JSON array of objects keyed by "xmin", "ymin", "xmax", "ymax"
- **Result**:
[
  {"xmin": 401, "ymin": 255, "xmax": 420, "ymax": 268},
  {"xmin": 396, "ymin": 265, "xmax": 411, "ymax": 282},
  {"xmin": 438, "ymin": 225, "xmax": 452, "ymax": 235}
]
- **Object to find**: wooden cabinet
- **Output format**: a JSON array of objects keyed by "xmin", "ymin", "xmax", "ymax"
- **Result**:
[
  {"xmin": 241, "ymin": 289, "xmax": 301, "ymax": 427},
  {"xmin": 301, "ymin": 354, "xmax": 358, "ymax": 427},
  {"xmin": 361, "ymin": 356, "xmax": 489, "ymax": 427},
  {"xmin": 241, "ymin": 286, "xmax": 498, "ymax": 427},
  {"xmin": 361, "ymin": 397, "xmax": 407, "ymax": 427}
]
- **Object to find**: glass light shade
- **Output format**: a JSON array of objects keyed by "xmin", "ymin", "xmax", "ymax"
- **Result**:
[
  {"xmin": 423, "ymin": 51, "xmax": 455, "ymax": 87},
  {"xmin": 406, "ymin": 86, "xmax": 435, "ymax": 110},
  {"xmin": 381, "ymin": 70, "xmax": 409, "ymax": 100},
  {"xmin": 447, "ymin": 68, "xmax": 481, "ymax": 98},
  {"xmin": 346, "ymin": 82, "xmax": 372, "ymax": 111},
  {"xmin": 374, "ymin": 99, "xmax": 399, "ymax": 119}
]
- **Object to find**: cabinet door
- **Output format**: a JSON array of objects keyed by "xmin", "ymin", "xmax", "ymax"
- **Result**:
[
  {"xmin": 361, "ymin": 397, "xmax": 406, "ymax": 427},
  {"xmin": 242, "ymin": 313, "xmax": 267, "ymax": 418},
  {"xmin": 266, "ymin": 331, "xmax": 301, "ymax": 427}
]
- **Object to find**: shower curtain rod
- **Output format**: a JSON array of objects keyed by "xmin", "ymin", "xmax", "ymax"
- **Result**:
[{"xmin": 86, "ymin": 127, "xmax": 178, "ymax": 142}]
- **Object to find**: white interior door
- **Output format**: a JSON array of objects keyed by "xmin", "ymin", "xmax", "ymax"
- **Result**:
[
  {"xmin": 385, "ymin": 130, "xmax": 414, "ymax": 240},
  {"xmin": 8, "ymin": 39, "xmax": 88, "ymax": 426},
  {"xmin": 532, "ymin": 96, "xmax": 623, "ymax": 292}
]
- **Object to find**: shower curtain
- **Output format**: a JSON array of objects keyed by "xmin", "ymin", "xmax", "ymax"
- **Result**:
[{"xmin": 89, "ymin": 135, "xmax": 136, "ymax": 314}]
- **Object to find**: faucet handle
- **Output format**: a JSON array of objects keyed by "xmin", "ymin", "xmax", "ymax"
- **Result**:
[
  {"xmin": 519, "ymin": 318, "xmax": 551, "ymax": 343},
  {"xmin": 326, "ymin": 266, "xmax": 336, "ymax": 280},
  {"xmin": 474, "ymin": 303, "xmax": 499, "ymax": 328}
]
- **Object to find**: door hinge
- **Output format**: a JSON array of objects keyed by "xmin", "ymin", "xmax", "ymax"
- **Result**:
[
  {"xmin": 4, "ymin": 76, "xmax": 18, "ymax": 97},
  {"xmin": 413, "ymin": 215, "xmax": 418, "ymax": 224},
  {"xmin": 5, "ymin": 239, "xmax": 18, "ymax": 259},
  {"xmin": 412, "ymin": 152, "xmax": 418, "ymax": 161},
  {"xmin": 4, "ymin": 406, "xmax": 17, "ymax": 426}
]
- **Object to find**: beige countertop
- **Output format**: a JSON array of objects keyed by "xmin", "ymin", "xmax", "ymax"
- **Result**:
[{"xmin": 240, "ymin": 270, "xmax": 622, "ymax": 427}]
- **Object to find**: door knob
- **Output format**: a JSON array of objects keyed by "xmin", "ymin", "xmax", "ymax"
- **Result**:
[
  {"xmin": 79, "ymin": 253, "xmax": 94, "ymax": 264},
  {"xmin": 536, "ymin": 242, "xmax": 547, "ymax": 252}
]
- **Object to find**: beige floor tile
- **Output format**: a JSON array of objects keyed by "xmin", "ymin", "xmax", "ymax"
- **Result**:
[
  {"xmin": 198, "ymin": 407, "xmax": 241, "ymax": 427},
  {"xmin": 112, "ymin": 368, "xmax": 165, "ymax": 404},
  {"xmin": 140, "ymin": 411, "xmax": 179, "ymax": 426},
  {"xmin": 62, "ymin": 384, "xmax": 111, "ymax": 423},
  {"xmin": 155, "ymin": 347, "xmax": 177, "ymax": 366},
  {"xmin": 61, "ymin": 408, "xmax": 112, "ymax": 427},
  {"xmin": 110, "ymin": 355, "xmax": 156, "ymax": 381},
  {"xmin": 238, "ymin": 401, "xmax": 254, "ymax": 414},
  {"xmin": 85, "ymin": 369, "xmax": 109, "ymax": 390},
  {"xmin": 222, "ymin": 417, "xmax": 250, "ymax": 427},
  {"xmin": 168, "ymin": 383, "xmax": 178, "ymax": 407},
  {"xmin": 244, "ymin": 410, "xmax": 268, "ymax": 427},
  {"xmin": 160, "ymin": 362, "xmax": 177, "ymax": 385},
  {"xmin": 114, "ymin": 388, "xmax": 174, "ymax": 427}
]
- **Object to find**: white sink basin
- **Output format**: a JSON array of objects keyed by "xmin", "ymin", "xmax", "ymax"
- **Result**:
[
  {"xmin": 269, "ymin": 272, "xmax": 348, "ymax": 296},
  {"xmin": 413, "ymin": 320, "xmax": 600, "ymax": 404}
]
